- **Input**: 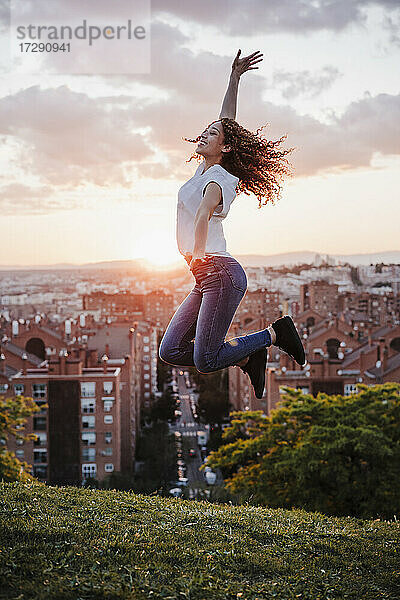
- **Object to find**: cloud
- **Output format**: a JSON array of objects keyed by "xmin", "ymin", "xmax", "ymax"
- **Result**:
[
  {"xmin": 153, "ymin": 0, "xmax": 364, "ymax": 34},
  {"xmin": 152, "ymin": 0, "xmax": 400, "ymax": 35},
  {"xmin": 383, "ymin": 12, "xmax": 400, "ymax": 47},
  {"xmin": 127, "ymin": 88, "xmax": 400, "ymax": 178},
  {"xmin": 0, "ymin": 18, "xmax": 399, "ymax": 212},
  {"xmin": 0, "ymin": 85, "xmax": 154, "ymax": 186},
  {"xmin": 272, "ymin": 67, "xmax": 341, "ymax": 100},
  {"xmin": 0, "ymin": 182, "xmax": 70, "ymax": 215},
  {"xmin": 0, "ymin": 73, "xmax": 399, "ymax": 193},
  {"xmin": 2, "ymin": 0, "xmax": 399, "ymax": 41},
  {"xmin": 239, "ymin": 92, "xmax": 400, "ymax": 176}
]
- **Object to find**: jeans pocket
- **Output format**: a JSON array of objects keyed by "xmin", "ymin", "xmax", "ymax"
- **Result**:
[
  {"xmin": 192, "ymin": 259, "xmax": 219, "ymax": 285},
  {"xmin": 218, "ymin": 261, "xmax": 247, "ymax": 292}
]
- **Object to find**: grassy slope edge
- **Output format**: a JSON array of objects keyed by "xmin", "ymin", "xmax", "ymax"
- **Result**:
[{"xmin": 0, "ymin": 482, "xmax": 399, "ymax": 600}]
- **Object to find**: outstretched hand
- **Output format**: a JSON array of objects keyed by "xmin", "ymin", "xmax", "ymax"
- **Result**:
[{"xmin": 231, "ymin": 49, "xmax": 263, "ymax": 78}]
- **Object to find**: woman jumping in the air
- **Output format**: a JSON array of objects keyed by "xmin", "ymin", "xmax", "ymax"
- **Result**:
[{"xmin": 159, "ymin": 50, "xmax": 306, "ymax": 399}]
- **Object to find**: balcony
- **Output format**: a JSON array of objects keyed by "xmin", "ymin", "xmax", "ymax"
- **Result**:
[
  {"xmin": 33, "ymin": 450, "xmax": 47, "ymax": 464},
  {"xmin": 33, "ymin": 417, "xmax": 46, "ymax": 431},
  {"xmin": 33, "ymin": 435, "xmax": 47, "ymax": 447}
]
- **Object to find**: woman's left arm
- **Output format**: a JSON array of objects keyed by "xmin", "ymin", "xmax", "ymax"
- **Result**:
[
  {"xmin": 189, "ymin": 183, "xmax": 223, "ymax": 270},
  {"xmin": 219, "ymin": 49, "xmax": 264, "ymax": 120}
]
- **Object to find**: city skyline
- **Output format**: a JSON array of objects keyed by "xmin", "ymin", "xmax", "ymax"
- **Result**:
[{"xmin": 1, "ymin": 1, "xmax": 399, "ymax": 267}]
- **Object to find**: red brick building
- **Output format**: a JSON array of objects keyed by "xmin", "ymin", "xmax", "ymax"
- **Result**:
[
  {"xmin": 4, "ymin": 354, "xmax": 122, "ymax": 485},
  {"xmin": 228, "ymin": 314, "xmax": 400, "ymax": 417},
  {"xmin": 82, "ymin": 290, "xmax": 174, "ymax": 329},
  {"xmin": 0, "ymin": 315, "xmax": 161, "ymax": 484},
  {"xmin": 300, "ymin": 281, "xmax": 339, "ymax": 316}
]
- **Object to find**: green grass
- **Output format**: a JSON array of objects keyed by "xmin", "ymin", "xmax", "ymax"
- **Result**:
[{"xmin": 0, "ymin": 482, "xmax": 399, "ymax": 600}]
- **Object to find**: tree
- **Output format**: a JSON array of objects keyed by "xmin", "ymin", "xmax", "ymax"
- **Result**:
[
  {"xmin": 203, "ymin": 383, "xmax": 400, "ymax": 519},
  {"xmin": 156, "ymin": 330, "xmax": 172, "ymax": 391},
  {"xmin": 192, "ymin": 368, "xmax": 230, "ymax": 425},
  {"xmin": 148, "ymin": 389, "xmax": 176, "ymax": 423},
  {"xmin": 129, "ymin": 421, "xmax": 176, "ymax": 495},
  {"xmin": 0, "ymin": 394, "xmax": 41, "ymax": 482}
]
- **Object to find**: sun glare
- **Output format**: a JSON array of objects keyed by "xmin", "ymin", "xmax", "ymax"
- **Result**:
[
  {"xmin": 132, "ymin": 230, "xmax": 182, "ymax": 269},
  {"xmin": 145, "ymin": 252, "xmax": 181, "ymax": 269}
]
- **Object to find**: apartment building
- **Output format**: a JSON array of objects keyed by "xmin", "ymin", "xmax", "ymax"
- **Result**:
[
  {"xmin": 4, "ymin": 354, "xmax": 122, "ymax": 485},
  {"xmin": 0, "ymin": 315, "xmax": 157, "ymax": 482},
  {"xmin": 300, "ymin": 281, "xmax": 339, "ymax": 316},
  {"xmin": 236, "ymin": 288, "xmax": 281, "ymax": 328},
  {"xmin": 82, "ymin": 290, "xmax": 174, "ymax": 329},
  {"xmin": 228, "ymin": 314, "xmax": 400, "ymax": 416}
]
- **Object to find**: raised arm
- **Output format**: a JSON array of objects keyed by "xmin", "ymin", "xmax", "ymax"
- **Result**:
[{"xmin": 218, "ymin": 49, "xmax": 264, "ymax": 120}]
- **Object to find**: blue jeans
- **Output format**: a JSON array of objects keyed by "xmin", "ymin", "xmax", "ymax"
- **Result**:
[{"xmin": 159, "ymin": 255, "xmax": 272, "ymax": 373}]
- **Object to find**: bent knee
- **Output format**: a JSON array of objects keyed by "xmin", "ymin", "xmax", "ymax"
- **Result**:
[
  {"xmin": 158, "ymin": 341, "xmax": 171, "ymax": 363},
  {"xmin": 194, "ymin": 354, "xmax": 215, "ymax": 374}
]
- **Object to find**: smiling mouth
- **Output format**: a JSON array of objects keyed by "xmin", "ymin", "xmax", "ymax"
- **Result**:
[{"xmin": 197, "ymin": 141, "xmax": 207, "ymax": 147}]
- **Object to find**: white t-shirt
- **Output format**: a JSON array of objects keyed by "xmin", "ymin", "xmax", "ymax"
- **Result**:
[{"xmin": 176, "ymin": 160, "xmax": 239, "ymax": 258}]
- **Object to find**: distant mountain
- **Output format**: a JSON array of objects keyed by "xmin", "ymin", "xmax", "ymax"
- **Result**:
[
  {"xmin": 1, "ymin": 250, "xmax": 399, "ymax": 271},
  {"xmin": 236, "ymin": 250, "xmax": 400, "ymax": 267},
  {"xmin": 236, "ymin": 251, "xmax": 317, "ymax": 267},
  {"xmin": 0, "ymin": 259, "xmax": 149, "ymax": 272},
  {"xmin": 333, "ymin": 251, "xmax": 400, "ymax": 265}
]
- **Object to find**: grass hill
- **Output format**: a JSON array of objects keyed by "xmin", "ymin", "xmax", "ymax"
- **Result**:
[{"xmin": 1, "ymin": 482, "xmax": 399, "ymax": 599}]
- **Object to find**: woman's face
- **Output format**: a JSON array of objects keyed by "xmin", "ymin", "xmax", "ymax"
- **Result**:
[{"xmin": 196, "ymin": 121, "xmax": 230, "ymax": 158}]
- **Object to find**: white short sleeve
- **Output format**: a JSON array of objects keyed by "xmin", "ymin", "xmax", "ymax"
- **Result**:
[{"xmin": 201, "ymin": 165, "xmax": 238, "ymax": 219}]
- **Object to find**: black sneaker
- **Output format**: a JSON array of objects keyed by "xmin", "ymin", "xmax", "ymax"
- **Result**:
[
  {"xmin": 238, "ymin": 347, "xmax": 268, "ymax": 399},
  {"xmin": 271, "ymin": 316, "xmax": 306, "ymax": 367}
]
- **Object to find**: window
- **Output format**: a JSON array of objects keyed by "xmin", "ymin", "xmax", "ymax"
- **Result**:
[
  {"xmin": 144, "ymin": 364, "xmax": 150, "ymax": 370},
  {"xmin": 144, "ymin": 345, "xmax": 149, "ymax": 352},
  {"xmin": 103, "ymin": 399, "xmax": 114, "ymax": 412},
  {"xmin": 82, "ymin": 464, "xmax": 97, "ymax": 477},
  {"xmin": 102, "ymin": 447, "xmax": 113, "ymax": 456},
  {"xmin": 143, "ymin": 336, "xmax": 149, "ymax": 343},
  {"xmin": 33, "ymin": 465, "xmax": 47, "ymax": 479},
  {"xmin": 81, "ymin": 382, "xmax": 96, "ymax": 397},
  {"xmin": 33, "ymin": 416, "xmax": 46, "ymax": 430},
  {"xmin": 15, "ymin": 449, "xmax": 24, "ymax": 458},
  {"xmin": 33, "ymin": 432, "xmax": 47, "ymax": 447},
  {"xmin": 34, "ymin": 449, "xmax": 47, "ymax": 463},
  {"xmin": 35, "ymin": 399, "xmax": 47, "ymax": 412},
  {"xmin": 32, "ymin": 383, "xmax": 46, "ymax": 398},
  {"xmin": 104, "ymin": 431, "xmax": 112, "ymax": 444},
  {"xmin": 144, "ymin": 392, "xmax": 150, "ymax": 398},
  {"xmin": 82, "ymin": 415, "xmax": 95, "ymax": 429},
  {"xmin": 144, "ymin": 374, "xmax": 150, "ymax": 380},
  {"xmin": 143, "ymin": 355, "xmax": 149, "ymax": 362},
  {"xmin": 82, "ymin": 447, "xmax": 96, "ymax": 460},
  {"xmin": 144, "ymin": 383, "xmax": 150, "ymax": 389},
  {"xmin": 81, "ymin": 398, "xmax": 96, "ymax": 413},
  {"xmin": 105, "ymin": 463, "xmax": 114, "ymax": 472},
  {"xmin": 82, "ymin": 432, "xmax": 96, "ymax": 445},
  {"xmin": 103, "ymin": 381, "xmax": 113, "ymax": 394},
  {"xmin": 14, "ymin": 383, "xmax": 24, "ymax": 395},
  {"xmin": 297, "ymin": 386, "xmax": 310, "ymax": 395},
  {"xmin": 0, "ymin": 383, "xmax": 8, "ymax": 393},
  {"xmin": 344, "ymin": 383, "xmax": 358, "ymax": 396},
  {"xmin": 104, "ymin": 415, "xmax": 113, "ymax": 424}
]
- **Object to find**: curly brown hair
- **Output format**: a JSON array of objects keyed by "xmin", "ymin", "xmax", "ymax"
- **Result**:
[{"xmin": 183, "ymin": 118, "xmax": 293, "ymax": 208}]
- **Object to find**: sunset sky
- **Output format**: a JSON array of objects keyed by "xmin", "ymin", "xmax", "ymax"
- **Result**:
[{"xmin": 1, "ymin": 0, "xmax": 399, "ymax": 267}]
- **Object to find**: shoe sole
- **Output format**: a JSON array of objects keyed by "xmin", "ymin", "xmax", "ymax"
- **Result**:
[
  {"xmin": 240, "ymin": 348, "xmax": 268, "ymax": 399},
  {"xmin": 279, "ymin": 316, "xmax": 306, "ymax": 367},
  {"xmin": 251, "ymin": 348, "xmax": 268, "ymax": 399}
]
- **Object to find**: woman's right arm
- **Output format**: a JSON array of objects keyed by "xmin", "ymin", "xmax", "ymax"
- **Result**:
[{"xmin": 218, "ymin": 49, "xmax": 264, "ymax": 120}]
